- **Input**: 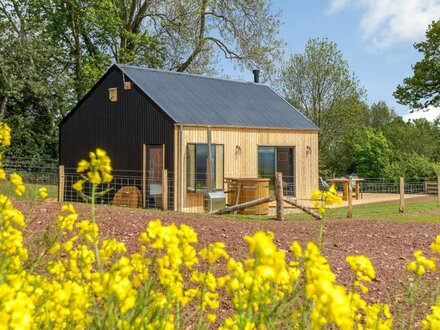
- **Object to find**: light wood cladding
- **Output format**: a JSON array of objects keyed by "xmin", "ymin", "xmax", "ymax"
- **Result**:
[{"xmin": 174, "ymin": 125, "xmax": 319, "ymax": 213}]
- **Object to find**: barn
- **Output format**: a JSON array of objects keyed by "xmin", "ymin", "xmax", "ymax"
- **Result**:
[{"xmin": 59, "ymin": 64, "xmax": 319, "ymax": 212}]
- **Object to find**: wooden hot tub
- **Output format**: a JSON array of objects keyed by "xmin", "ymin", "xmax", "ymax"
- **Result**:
[{"xmin": 225, "ymin": 178, "xmax": 270, "ymax": 215}]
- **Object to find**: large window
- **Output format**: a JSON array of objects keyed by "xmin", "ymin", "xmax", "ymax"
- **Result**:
[
  {"xmin": 258, "ymin": 146, "xmax": 295, "ymax": 196},
  {"xmin": 187, "ymin": 144, "xmax": 224, "ymax": 192}
]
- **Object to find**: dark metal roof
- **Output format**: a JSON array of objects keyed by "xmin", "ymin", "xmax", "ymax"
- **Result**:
[{"xmin": 116, "ymin": 64, "xmax": 319, "ymax": 130}]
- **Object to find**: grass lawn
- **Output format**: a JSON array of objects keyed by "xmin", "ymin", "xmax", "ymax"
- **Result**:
[
  {"xmin": 0, "ymin": 182, "xmax": 58, "ymax": 201},
  {"xmin": 227, "ymin": 197, "xmax": 440, "ymax": 223}
]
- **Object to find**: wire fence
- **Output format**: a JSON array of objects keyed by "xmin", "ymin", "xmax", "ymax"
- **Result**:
[
  {"xmin": 1, "ymin": 155, "xmax": 438, "ymax": 214},
  {"xmin": 320, "ymin": 177, "xmax": 438, "ymax": 197},
  {"xmin": 62, "ymin": 169, "xmax": 175, "ymax": 210},
  {"xmin": 2, "ymin": 157, "xmax": 58, "ymax": 186}
]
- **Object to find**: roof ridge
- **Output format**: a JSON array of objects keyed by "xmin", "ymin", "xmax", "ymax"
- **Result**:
[{"xmin": 116, "ymin": 64, "xmax": 267, "ymax": 87}]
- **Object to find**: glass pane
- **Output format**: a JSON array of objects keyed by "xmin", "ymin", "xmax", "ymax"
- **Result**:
[
  {"xmin": 195, "ymin": 144, "xmax": 207, "ymax": 190},
  {"xmin": 277, "ymin": 147, "xmax": 295, "ymax": 196},
  {"xmin": 215, "ymin": 145, "xmax": 224, "ymax": 190},
  {"xmin": 149, "ymin": 146, "xmax": 163, "ymax": 184},
  {"xmin": 187, "ymin": 144, "xmax": 195, "ymax": 191},
  {"xmin": 258, "ymin": 146, "xmax": 275, "ymax": 184}
]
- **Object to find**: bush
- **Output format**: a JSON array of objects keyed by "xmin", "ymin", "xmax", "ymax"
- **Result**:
[{"xmin": 384, "ymin": 153, "xmax": 440, "ymax": 181}]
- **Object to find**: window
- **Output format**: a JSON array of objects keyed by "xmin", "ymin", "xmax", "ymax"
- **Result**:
[
  {"xmin": 187, "ymin": 144, "xmax": 224, "ymax": 192},
  {"xmin": 258, "ymin": 146, "xmax": 295, "ymax": 196}
]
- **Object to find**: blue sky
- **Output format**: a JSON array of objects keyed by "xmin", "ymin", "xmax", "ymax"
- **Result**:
[{"xmin": 223, "ymin": 0, "xmax": 440, "ymax": 121}]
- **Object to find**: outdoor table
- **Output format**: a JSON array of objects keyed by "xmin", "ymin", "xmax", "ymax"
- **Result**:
[{"xmin": 326, "ymin": 177, "xmax": 364, "ymax": 201}]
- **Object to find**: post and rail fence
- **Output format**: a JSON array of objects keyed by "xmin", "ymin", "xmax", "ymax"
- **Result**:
[{"xmin": 1, "ymin": 156, "xmax": 439, "ymax": 217}]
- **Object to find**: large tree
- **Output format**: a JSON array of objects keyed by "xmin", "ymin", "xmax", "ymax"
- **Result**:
[
  {"xmin": 394, "ymin": 20, "xmax": 440, "ymax": 110},
  {"xmin": 0, "ymin": 0, "xmax": 71, "ymax": 161},
  {"xmin": 277, "ymin": 38, "xmax": 368, "ymax": 174},
  {"xmin": 36, "ymin": 0, "xmax": 283, "ymax": 101},
  {"xmin": 0, "ymin": 0, "xmax": 282, "ymax": 161}
]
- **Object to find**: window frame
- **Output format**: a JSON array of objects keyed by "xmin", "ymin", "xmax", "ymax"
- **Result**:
[
  {"xmin": 186, "ymin": 143, "xmax": 224, "ymax": 193},
  {"xmin": 257, "ymin": 145, "xmax": 296, "ymax": 196}
]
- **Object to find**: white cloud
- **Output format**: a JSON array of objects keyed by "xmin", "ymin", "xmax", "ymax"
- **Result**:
[
  {"xmin": 402, "ymin": 106, "xmax": 440, "ymax": 122},
  {"xmin": 328, "ymin": 0, "xmax": 351, "ymax": 12},
  {"xmin": 329, "ymin": 0, "xmax": 440, "ymax": 48}
]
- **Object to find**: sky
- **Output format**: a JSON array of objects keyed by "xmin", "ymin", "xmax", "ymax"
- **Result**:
[{"xmin": 223, "ymin": 0, "xmax": 440, "ymax": 121}]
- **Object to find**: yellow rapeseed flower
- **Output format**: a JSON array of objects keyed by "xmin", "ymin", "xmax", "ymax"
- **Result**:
[
  {"xmin": 0, "ymin": 122, "xmax": 11, "ymax": 147},
  {"xmin": 346, "ymin": 255, "xmax": 376, "ymax": 283},
  {"xmin": 407, "ymin": 250, "xmax": 436, "ymax": 276},
  {"xmin": 9, "ymin": 173, "xmax": 25, "ymax": 197},
  {"xmin": 423, "ymin": 305, "xmax": 440, "ymax": 329},
  {"xmin": 430, "ymin": 235, "xmax": 440, "ymax": 254},
  {"xmin": 38, "ymin": 187, "xmax": 48, "ymax": 200},
  {"xmin": 72, "ymin": 180, "xmax": 84, "ymax": 192}
]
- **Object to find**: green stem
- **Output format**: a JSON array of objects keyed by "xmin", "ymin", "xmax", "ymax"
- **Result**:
[
  {"xmin": 197, "ymin": 264, "xmax": 212, "ymax": 330},
  {"xmin": 317, "ymin": 217, "xmax": 325, "ymax": 250},
  {"xmin": 91, "ymin": 184, "xmax": 102, "ymax": 272},
  {"xmin": 408, "ymin": 276, "xmax": 420, "ymax": 330}
]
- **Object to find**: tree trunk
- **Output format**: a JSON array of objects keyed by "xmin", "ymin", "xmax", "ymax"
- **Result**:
[
  {"xmin": 176, "ymin": 0, "xmax": 208, "ymax": 72},
  {"xmin": 0, "ymin": 96, "xmax": 8, "ymax": 120}
]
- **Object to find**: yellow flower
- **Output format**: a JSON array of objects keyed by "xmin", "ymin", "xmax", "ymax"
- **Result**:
[
  {"xmin": 72, "ymin": 180, "xmax": 84, "ymax": 192},
  {"xmin": 431, "ymin": 235, "xmax": 440, "ymax": 254},
  {"xmin": 423, "ymin": 305, "xmax": 440, "ymax": 329},
  {"xmin": 207, "ymin": 313, "xmax": 217, "ymax": 323},
  {"xmin": 38, "ymin": 187, "xmax": 48, "ymax": 200},
  {"xmin": 290, "ymin": 241, "xmax": 302, "ymax": 258},
  {"xmin": 407, "ymin": 250, "xmax": 436, "ymax": 276},
  {"xmin": 9, "ymin": 173, "xmax": 25, "ymax": 197},
  {"xmin": 77, "ymin": 160, "xmax": 90, "ymax": 173},
  {"xmin": 87, "ymin": 171, "xmax": 101, "ymax": 185},
  {"xmin": 346, "ymin": 255, "xmax": 376, "ymax": 282},
  {"xmin": 199, "ymin": 242, "xmax": 229, "ymax": 265},
  {"xmin": 0, "ymin": 169, "xmax": 6, "ymax": 180},
  {"xmin": 0, "ymin": 122, "xmax": 11, "ymax": 147}
]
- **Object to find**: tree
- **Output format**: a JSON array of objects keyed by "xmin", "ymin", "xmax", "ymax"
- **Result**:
[
  {"xmin": 276, "ymin": 38, "xmax": 368, "ymax": 174},
  {"xmin": 394, "ymin": 20, "xmax": 440, "ymax": 110},
  {"xmin": 0, "ymin": 0, "xmax": 71, "ymax": 160},
  {"xmin": 36, "ymin": 0, "xmax": 283, "ymax": 101},
  {"xmin": 349, "ymin": 128, "xmax": 392, "ymax": 178},
  {"xmin": 367, "ymin": 101, "xmax": 397, "ymax": 129}
]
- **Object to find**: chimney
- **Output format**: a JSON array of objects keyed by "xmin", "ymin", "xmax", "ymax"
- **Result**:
[{"xmin": 252, "ymin": 69, "xmax": 260, "ymax": 83}]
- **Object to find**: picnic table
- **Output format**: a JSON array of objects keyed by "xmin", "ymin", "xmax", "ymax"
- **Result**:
[{"xmin": 326, "ymin": 177, "xmax": 364, "ymax": 201}]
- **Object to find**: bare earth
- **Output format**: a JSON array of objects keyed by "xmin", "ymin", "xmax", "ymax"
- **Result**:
[{"xmin": 19, "ymin": 198, "xmax": 440, "ymax": 325}]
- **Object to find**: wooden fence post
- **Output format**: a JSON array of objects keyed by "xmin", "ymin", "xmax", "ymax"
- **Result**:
[
  {"xmin": 58, "ymin": 165, "xmax": 65, "ymax": 202},
  {"xmin": 275, "ymin": 172, "xmax": 284, "ymax": 221},
  {"xmin": 347, "ymin": 176, "xmax": 353, "ymax": 218},
  {"xmin": 437, "ymin": 176, "xmax": 440, "ymax": 208},
  {"xmin": 142, "ymin": 144, "xmax": 146, "ymax": 208},
  {"xmin": 399, "ymin": 177, "xmax": 405, "ymax": 213},
  {"xmin": 162, "ymin": 169, "xmax": 168, "ymax": 211}
]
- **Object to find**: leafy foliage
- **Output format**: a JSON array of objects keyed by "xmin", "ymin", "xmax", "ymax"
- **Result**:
[
  {"xmin": 350, "ymin": 128, "xmax": 392, "ymax": 178},
  {"xmin": 276, "ymin": 38, "xmax": 368, "ymax": 175},
  {"xmin": 0, "ymin": 0, "xmax": 282, "ymax": 161},
  {"xmin": 394, "ymin": 20, "xmax": 440, "ymax": 110}
]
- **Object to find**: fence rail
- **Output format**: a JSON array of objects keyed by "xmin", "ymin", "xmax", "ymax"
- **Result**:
[{"xmin": 1, "ymin": 156, "xmax": 439, "ymax": 215}]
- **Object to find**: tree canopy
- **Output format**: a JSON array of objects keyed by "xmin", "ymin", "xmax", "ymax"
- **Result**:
[
  {"xmin": 276, "ymin": 38, "xmax": 368, "ymax": 175},
  {"xmin": 0, "ymin": 0, "xmax": 282, "ymax": 161},
  {"xmin": 394, "ymin": 19, "xmax": 440, "ymax": 110},
  {"xmin": 35, "ymin": 0, "xmax": 283, "ymax": 100}
]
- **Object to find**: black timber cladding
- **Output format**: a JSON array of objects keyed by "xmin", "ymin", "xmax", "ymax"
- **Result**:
[
  {"xmin": 59, "ymin": 66, "xmax": 175, "ymax": 174},
  {"xmin": 116, "ymin": 64, "xmax": 319, "ymax": 130}
]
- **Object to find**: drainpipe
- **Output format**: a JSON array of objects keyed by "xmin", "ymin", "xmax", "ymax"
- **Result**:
[
  {"xmin": 207, "ymin": 126, "xmax": 212, "ymax": 192},
  {"xmin": 179, "ymin": 124, "xmax": 184, "ymax": 212}
]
